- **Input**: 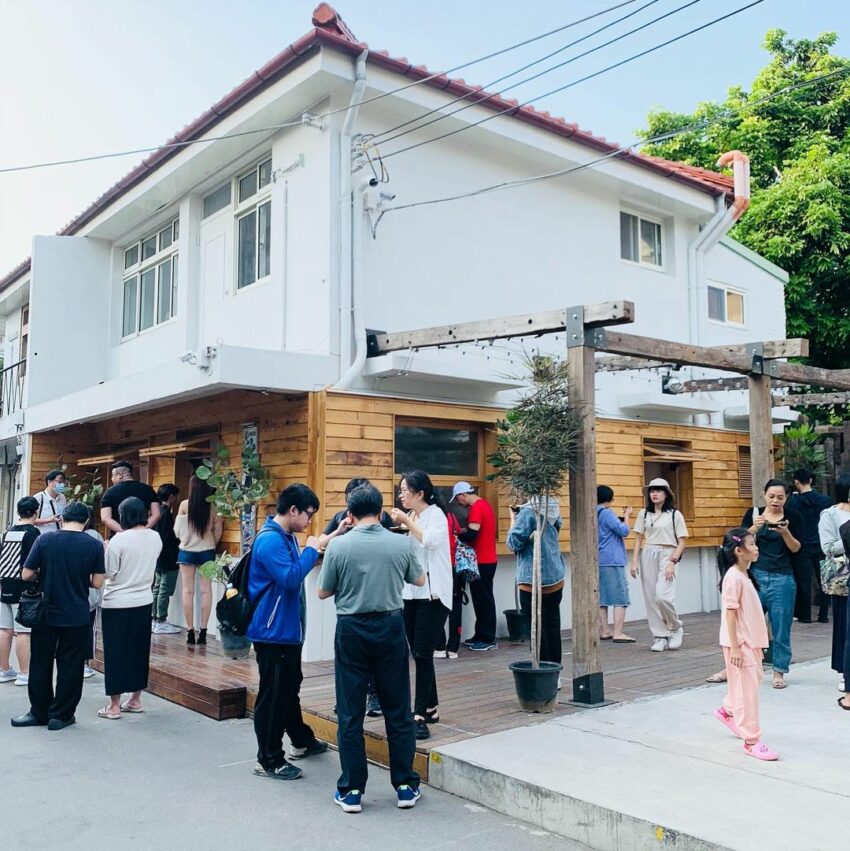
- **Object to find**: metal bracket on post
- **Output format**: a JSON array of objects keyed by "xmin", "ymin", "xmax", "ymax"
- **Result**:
[
  {"xmin": 747, "ymin": 342, "xmax": 780, "ymax": 377},
  {"xmin": 565, "ymin": 306, "xmax": 585, "ymax": 349}
]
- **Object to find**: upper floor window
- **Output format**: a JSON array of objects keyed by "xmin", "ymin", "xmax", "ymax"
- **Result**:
[
  {"xmin": 122, "ymin": 218, "xmax": 179, "ymax": 338},
  {"xmin": 620, "ymin": 211, "xmax": 662, "ymax": 268},
  {"xmin": 202, "ymin": 182, "xmax": 231, "ymax": 219},
  {"xmin": 235, "ymin": 157, "xmax": 272, "ymax": 289},
  {"xmin": 707, "ymin": 283, "xmax": 745, "ymax": 325}
]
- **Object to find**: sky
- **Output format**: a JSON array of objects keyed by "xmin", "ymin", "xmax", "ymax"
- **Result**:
[{"xmin": 0, "ymin": 0, "xmax": 845, "ymax": 274}]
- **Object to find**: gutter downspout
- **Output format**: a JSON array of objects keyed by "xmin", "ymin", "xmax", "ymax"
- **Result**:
[
  {"xmin": 686, "ymin": 150, "xmax": 751, "ymax": 345},
  {"xmin": 336, "ymin": 49, "xmax": 368, "ymax": 384}
]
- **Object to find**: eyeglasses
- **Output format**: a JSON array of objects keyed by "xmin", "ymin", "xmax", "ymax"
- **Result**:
[{"xmin": 301, "ymin": 508, "xmax": 317, "ymax": 519}]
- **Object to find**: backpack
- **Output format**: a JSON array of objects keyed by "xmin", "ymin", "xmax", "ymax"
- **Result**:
[
  {"xmin": 447, "ymin": 514, "xmax": 480, "ymax": 583},
  {"xmin": 215, "ymin": 530, "xmax": 273, "ymax": 636}
]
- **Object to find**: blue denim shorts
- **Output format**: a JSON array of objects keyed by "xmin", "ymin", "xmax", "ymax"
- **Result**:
[{"xmin": 177, "ymin": 549, "xmax": 216, "ymax": 567}]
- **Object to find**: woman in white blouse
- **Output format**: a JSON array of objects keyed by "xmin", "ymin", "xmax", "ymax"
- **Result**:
[{"xmin": 391, "ymin": 470, "xmax": 452, "ymax": 741}]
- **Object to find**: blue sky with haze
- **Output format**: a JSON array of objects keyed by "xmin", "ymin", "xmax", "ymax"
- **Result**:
[{"xmin": 0, "ymin": 0, "xmax": 845, "ymax": 272}]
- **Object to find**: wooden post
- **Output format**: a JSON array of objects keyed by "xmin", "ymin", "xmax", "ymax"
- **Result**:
[
  {"xmin": 567, "ymin": 339, "xmax": 603, "ymax": 704},
  {"xmin": 748, "ymin": 374, "xmax": 775, "ymax": 505}
]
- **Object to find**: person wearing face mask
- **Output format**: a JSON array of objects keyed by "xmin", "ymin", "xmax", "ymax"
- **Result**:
[{"xmin": 33, "ymin": 470, "xmax": 68, "ymax": 532}]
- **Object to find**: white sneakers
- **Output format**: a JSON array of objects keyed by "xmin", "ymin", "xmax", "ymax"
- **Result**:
[
  {"xmin": 0, "ymin": 667, "xmax": 18, "ymax": 683},
  {"xmin": 153, "ymin": 622, "xmax": 182, "ymax": 635},
  {"xmin": 83, "ymin": 664, "xmax": 96, "ymax": 679},
  {"xmin": 15, "ymin": 673, "xmax": 28, "ymax": 686},
  {"xmin": 668, "ymin": 627, "xmax": 684, "ymax": 650},
  {"xmin": 650, "ymin": 638, "xmax": 668, "ymax": 652}
]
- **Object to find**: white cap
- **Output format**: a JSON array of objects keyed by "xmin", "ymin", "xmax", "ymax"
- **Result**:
[{"xmin": 450, "ymin": 481, "xmax": 475, "ymax": 502}]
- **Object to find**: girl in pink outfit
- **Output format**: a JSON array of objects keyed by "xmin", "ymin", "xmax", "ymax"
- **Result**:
[{"xmin": 714, "ymin": 527, "xmax": 779, "ymax": 761}]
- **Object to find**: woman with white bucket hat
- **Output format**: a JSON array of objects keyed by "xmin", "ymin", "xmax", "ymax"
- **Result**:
[{"xmin": 630, "ymin": 478, "xmax": 689, "ymax": 651}]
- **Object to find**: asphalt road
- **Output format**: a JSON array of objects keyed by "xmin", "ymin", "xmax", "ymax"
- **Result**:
[{"xmin": 0, "ymin": 671, "xmax": 585, "ymax": 851}]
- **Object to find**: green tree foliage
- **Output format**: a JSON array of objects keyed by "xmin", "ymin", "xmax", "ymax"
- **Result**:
[{"xmin": 638, "ymin": 30, "xmax": 850, "ymax": 374}]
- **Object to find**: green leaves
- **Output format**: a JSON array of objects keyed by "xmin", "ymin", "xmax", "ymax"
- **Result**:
[{"xmin": 194, "ymin": 443, "xmax": 272, "ymax": 525}]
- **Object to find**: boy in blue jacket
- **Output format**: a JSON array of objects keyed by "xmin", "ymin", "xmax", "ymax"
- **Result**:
[{"xmin": 248, "ymin": 483, "xmax": 343, "ymax": 781}]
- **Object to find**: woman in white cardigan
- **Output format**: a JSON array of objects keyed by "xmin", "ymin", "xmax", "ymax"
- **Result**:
[{"xmin": 391, "ymin": 470, "xmax": 452, "ymax": 741}]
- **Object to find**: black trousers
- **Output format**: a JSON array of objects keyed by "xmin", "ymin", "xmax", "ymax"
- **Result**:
[
  {"xmin": 28, "ymin": 623, "xmax": 90, "ymax": 723},
  {"xmin": 519, "ymin": 588, "xmax": 563, "ymax": 665},
  {"xmin": 335, "ymin": 611, "xmax": 419, "ymax": 794},
  {"xmin": 253, "ymin": 642, "xmax": 317, "ymax": 770},
  {"xmin": 794, "ymin": 545, "xmax": 829, "ymax": 620},
  {"xmin": 435, "ymin": 573, "xmax": 465, "ymax": 653},
  {"xmin": 469, "ymin": 562, "xmax": 498, "ymax": 644},
  {"xmin": 833, "ymin": 595, "xmax": 847, "ymax": 674},
  {"xmin": 403, "ymin": 599, "xmax": 449, "ymax": 716}
]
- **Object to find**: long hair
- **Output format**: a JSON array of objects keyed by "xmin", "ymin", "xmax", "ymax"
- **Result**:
[
  {"xmin": 187, "ymin": 475, "xmax": 213, "ymax": 536},
  {"xmin": 400, "ymin": 470, "xmax": 447, "ymax": 512},
  {"xmin": 716, "ymin": 526, "xmax": 758, "ymax": 591},
  {"xmin": 644, "ymin": 490, "xmax": 675, "ymax": 514}
]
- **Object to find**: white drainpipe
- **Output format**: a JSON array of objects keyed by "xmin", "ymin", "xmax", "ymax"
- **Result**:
[
  {"xmin": 687, "ymin": 150, "xmax": 751, "ymax": 345},
  {"xmin": 336, "ymin": 49, "xmax": 368, "ymax": 380}
]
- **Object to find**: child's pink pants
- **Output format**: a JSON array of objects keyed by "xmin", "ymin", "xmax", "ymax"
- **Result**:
[{"xmin": 722, "ymin": 645, "xmax": 763, "ymax": 742}]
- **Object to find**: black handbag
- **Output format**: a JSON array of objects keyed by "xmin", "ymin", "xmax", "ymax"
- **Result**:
[{"xmin": 16, "ymin": 580, "xmax": 49, "ymax": 628}]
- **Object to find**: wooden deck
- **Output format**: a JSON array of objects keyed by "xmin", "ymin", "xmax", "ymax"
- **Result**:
[{"xmin": 103, "ymin": 613, "xmax": 833, "ymax": 778}]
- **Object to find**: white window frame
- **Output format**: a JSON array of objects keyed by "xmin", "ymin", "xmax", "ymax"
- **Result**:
[
  {"xmin": 234, "ymin": 156, "xmax": 273, "ymax": 292},
  {"xmin": 121, "ymin": 218, "xmax": 179, "ymax": 340},
  {"xmin": 620, "ymin": 210, "xmax": 664, "ymax": 271},
  {"xmin": 707, "ymin": 282, "xmax": 746, "ymax": 328}
]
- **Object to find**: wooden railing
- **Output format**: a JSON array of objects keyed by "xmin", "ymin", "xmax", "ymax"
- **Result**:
[{"xmin": 0, "ymin": 359, "xmax": 26, "ymax": 418}]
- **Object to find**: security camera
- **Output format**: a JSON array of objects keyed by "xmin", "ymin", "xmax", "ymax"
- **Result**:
[{"xmin": 179, "ymin": 351, "xmax": 196, "ymax": 364}]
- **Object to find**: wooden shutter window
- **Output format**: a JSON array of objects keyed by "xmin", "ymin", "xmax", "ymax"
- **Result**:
[{"xmin": 738, "ymin": 446, "xmax": 752, "ymax": 499}]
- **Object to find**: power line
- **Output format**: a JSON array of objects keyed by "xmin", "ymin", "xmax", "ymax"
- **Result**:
[
  {"xmin": 379, "ymin": 0, "xmax": 765, "ymax": 161},
  {"xmin": 367, "ymin": 0, "xmax": 666, "ymax": 144},
  {"xmin": 0, "ymin": 1, "xmax": 642, "ymax": 176},
  {"xmin": 378, "ymin": 66, "xmax": 850, "ymax": 215}
]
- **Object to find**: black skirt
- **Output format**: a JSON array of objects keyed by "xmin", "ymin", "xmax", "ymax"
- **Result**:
[{"xmin": 101, "ymin": 603, "xmax": 152, "ymax": 695}]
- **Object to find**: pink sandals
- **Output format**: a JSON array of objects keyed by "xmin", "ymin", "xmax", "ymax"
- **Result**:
[
  {"xmin": 713, "ymin": 707, "xmax": 741, "ymax": 737},
  {"xmin": 743, "ymin": 741, "xmax": 779, "ymax": 761}
]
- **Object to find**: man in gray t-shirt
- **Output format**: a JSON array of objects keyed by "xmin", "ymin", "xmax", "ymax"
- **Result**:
[{"xmin": 318, "ymin": 484, "xmax": 424, "ymax": 812}]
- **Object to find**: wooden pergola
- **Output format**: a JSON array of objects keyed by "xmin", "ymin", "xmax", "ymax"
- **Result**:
[{"xmin": 367, "ymin": 301, "xmax": 850, "ymax": 704}]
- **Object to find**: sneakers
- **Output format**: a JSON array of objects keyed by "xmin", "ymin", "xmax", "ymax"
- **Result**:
[
  {"xmin": 713, "ymin": 707, "xmax": 742, "ymax": 737},
  {"xmin": 744, "ymin": 741, "xmax": 779, "ymax": 761},
  {"xmin": 840, "ymin": 679, "xmax": 846, "ymax": 693},
  {"xmin": 467, "ymin": 641, "xmax": 498, "ymax": 652},
  {"xmin": 15, "ymin": 673, "xmax": 28, "ymax": 686},
  {"xmin": 0, "ymin": 667, "xmax": 19, "ymax": 683},
  {"xmin": 668, "ymin": 627, "xmax": 684, "ymax": 650},
  {"xmin": 447, "ymin": 651, "xmax": 459, "ymax": 660},
  {"xmin": 650, "ymin": 638, "xmax": 668, "ymax": 652},
  {"xmin": 253, "ymin": 761, "xmax": 303, "ymax": 781},
  {"xmin": 289, "ymin": 741, "xmax": 328, "ymax": 760},
  {"xmin": 396, "ymin": 785, "xmax": 421, "ymax": 809},
  {"xmin": 82, "ymin": 664, "xmax": 96, "ymax": 679},
  {"xmin": 153, "ymin": 621, "xmax": 182, "ymax": 635},
  {"xmin": 366, "ymin": 692, "xmax": 382, "ymax": 717},
  {"xmin": 334, "ymin": 790, "xmax": 362, "ymax": 813},
  {"xmin": 413, "ymin": 718, "xmax": 430, "ymax": 740},
  {"xmin": 433, "ymin": 650, "xmax": 448, "ymax": 659}
]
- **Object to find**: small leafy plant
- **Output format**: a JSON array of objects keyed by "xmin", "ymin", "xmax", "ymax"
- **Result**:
[
  {"xmin": 56, "ymin": 458, "xmax": 104, "ymax": 509},
  {"xmin": 194, "ymin": 445, "xmax": 271, "ymax": 521}
]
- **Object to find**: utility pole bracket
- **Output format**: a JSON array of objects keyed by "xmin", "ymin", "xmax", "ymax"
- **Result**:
[{"xmin": 565, "ymin": 307, "xmax": 585, "ymax": 348}]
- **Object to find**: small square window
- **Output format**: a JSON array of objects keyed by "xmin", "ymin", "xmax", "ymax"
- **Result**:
[
  {"xmin": 203, "ymin": 183, "xmax": 231, "ymax": 218},
  {"xmin": 708, "ymin": 285, "xmax": 725, "ymax": 322},
  {"xmin": 141, "ymin": 235, "xmax": 157, "ymax": 261},
  {"xmin": 259, "ymin": 159, "xmax": 272, "ymax": 188},
  {"xmin": 239, "ymin": 171, "xmax": 258, "ymax": 203},
  {"xmin": 726, "ymin": 291, "xmax": 744, "ymax": 324},
  {"xmin": 124, "ymin": 245, "xmax": 139, "ymax": 270},
  {"xmin": 159, "ymin": 225, "xmax": 173, "ymax": 252}
]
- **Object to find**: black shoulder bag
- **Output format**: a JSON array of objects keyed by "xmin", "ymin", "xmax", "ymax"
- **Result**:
[{"xmin": 16, "ymin": 548, "xmax": 51, "ymax": 629}]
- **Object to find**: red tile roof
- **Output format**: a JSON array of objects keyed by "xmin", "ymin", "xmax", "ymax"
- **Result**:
[{"xmin": 0, "ymin": 3, "xmax": 734, "ymax": 292}]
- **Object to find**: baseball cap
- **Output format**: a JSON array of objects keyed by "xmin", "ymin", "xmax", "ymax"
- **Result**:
[{"xmin": 450, "ymin": 481, "xmax": 475, "ymax": 502}]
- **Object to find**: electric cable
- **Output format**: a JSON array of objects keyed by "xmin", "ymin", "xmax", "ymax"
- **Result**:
[{"xmin": 379, "ymin": 0, "xmax": 765, "ymax": 161}]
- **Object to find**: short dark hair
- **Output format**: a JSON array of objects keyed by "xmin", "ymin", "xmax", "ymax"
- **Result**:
[
  {"xmin": 62, "ymin": 501, "xmax": 91, "ymax": 525},
  {"xmin": 111, "ymin": 460, "xmax": 132, "ymax": 473},
  {"xmin": 118, "ymin": 496, "xmax": 148, "ymax": 529},
  {"xmin": 17, "ymin": 496, "xmax": 39, "ymax": 518},
  {"xmin": 793, "ymin": 468, "xmax": 814, "ymax": 485},
  {"xmin": 400, "ymin": 470, "xmax": 445, "ymax": 509},
  {"xmin": 597, "ymin": 485, "xmax": 614, "ymax": 505},
  {"xmin": 347, "ymin": 484, "xmax": 383, "ymax": 519},
  {"xmin": 45, "ymin": 469, "xmax": 65, "ymax": 485},
  {"xmin": 157, "ymin": 483, "xmax": 179, "ymax": 501},
  {"xmin": 277, "ymin": 483, "xmax": 320, "ymax": 515},
  {"xmin": 835, "ymin": 474, "xmax": 850, "ymax": 505},
  {"xmin": 764, "ymin": 479, "xmax": 788, "ymax": 494},
  {"xmin": 344, "ymin": 477, "xmax": 370, "ymax": 495}
]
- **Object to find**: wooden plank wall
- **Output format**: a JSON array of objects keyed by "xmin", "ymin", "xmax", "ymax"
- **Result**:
[{"xmin": 28, "ymin": 425, "xmax": 99, "ymax": 501}]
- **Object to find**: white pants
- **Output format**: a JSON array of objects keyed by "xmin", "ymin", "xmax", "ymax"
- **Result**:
[{"xmin": 639, "ymin": 546, "xmax": 682, "ymax": 638}]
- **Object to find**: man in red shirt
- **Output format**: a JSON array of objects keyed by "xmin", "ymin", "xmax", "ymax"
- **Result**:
[{"xmin": 451, "ymin": 482, "xmax": 498, "ymax": 651}]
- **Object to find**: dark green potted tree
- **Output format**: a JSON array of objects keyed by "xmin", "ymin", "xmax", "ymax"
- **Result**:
[
  {"xmin": 196, "ymin": 445, "xmax": 271, "ymax": 659},
  {"xmin": 489, "ymin": 355, "xmax": 579, "ymax": 711}
]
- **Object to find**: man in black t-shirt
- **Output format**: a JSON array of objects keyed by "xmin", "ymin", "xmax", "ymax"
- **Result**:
[
  {"xmin": 100, "ymin": 460, "xmax": 160, "ymax": 536},
  {"xmin": 0, "ymin": 497, "xmax": 41, "ymax": 686}
]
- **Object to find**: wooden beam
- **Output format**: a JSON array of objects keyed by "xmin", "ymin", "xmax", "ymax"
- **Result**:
[
  {"xmin": 367, "ymin": 301, "xmax": 634, "ymax": 356},
  {"xmin": 595, "ymin": 356, "xmax": 673, "ymax": 372},
  {"xmin": 748, "ymin": 375, "xmax": 775, "ymax": 503},
  {"xmin": 774, "ymin": 392, "xmax": 850, "ymax": 407},
  {"xmin": 566, "ymin": 342, "xmax": 603, "ymax": 704},
  {"xmin": 670, "ymin": 377, "xmax": 803, "ymax": 394}
]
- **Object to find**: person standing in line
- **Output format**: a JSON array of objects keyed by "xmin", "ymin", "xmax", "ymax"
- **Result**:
[
  {"xmin": 248, "ymin": 484, "xmax": 340, "ymax": 782},
  {"xmin": 100, "ymin": 460, "xmax": 160, "ymax": 535},
  {"xmin": 0, "ymin": 497, "xmax": 41, "ymax": 686},
  {"xmin": 391, "ymin": 470, "xmax": 452, "ymax": 742},
  {"xmin": 323, "ymin": 476, "xmax": 392, "ymax": 716},
  {"xmin": 506, "ymin": 497, "xmax": 566, "ymax": 670},
  {"xmin": 174, "ymin": 475, "xmax": 223, "ymax": 645},
  {"xmin": 630, "ymin": 479, "xmax": 689, "ymax": 652},
  {"xmin": 98, "ymin": 497, "xmax": 162, "ymax": 719},
  {"xmin": 318, "ymin": 484, "xmax": 424, "ymax": 813},
  {"xmin": 151, "ymin": 483, "xmax": 182, "ymax": 635},
  {"xmin": 818, "ymin": 475, "xmax": 850, "ymax": 693},
  {"xmin": 788, "ymin": 468, "xmax": 832, "ymax": 623},
  {"xmin": 11, "ymin": 501, "xmax": 105, "ymax": 731},
  {"xmin": 33, "ymin": 469, "xmax": 67, "ymax": 532},
  {"xmin": 451, "ymin": 482, "xmax": 499, "ymax": 652},
  {"xmin": 713, "ymin": 528, "xmax": 778, "ymax": 761},
  {"xmin": 742, "ymin": 479, "xmax": 802, "ymax": 689},
  {"xmin": 596, "ymin": 486, "xmax": 635, "ymax": 643}
]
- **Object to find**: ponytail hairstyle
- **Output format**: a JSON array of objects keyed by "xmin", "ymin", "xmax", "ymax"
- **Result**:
[
  {"xmin": 716, "ymin": 526, "xmax": 758, "ymax": 591},
  {"xmin": 400, "ymin": 470, "xmax": 447, "ymax": 512}
]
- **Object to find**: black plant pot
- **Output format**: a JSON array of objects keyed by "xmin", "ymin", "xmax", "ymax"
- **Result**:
[
  {"xmin": 503, "ymin": 608, "xmax": 530, "ymax": 642},
  {"xmin": 509, "ymin": 660, "xmax": 562, "ymax": 712},
  {"xmin": 218, "ymin": 628, "xmax": 252, "ymax": 660}
]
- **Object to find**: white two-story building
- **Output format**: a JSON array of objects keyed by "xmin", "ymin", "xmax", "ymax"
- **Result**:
[{"xmin": 0, "ymin": 4, "xmax": 790, "ymax": 659}]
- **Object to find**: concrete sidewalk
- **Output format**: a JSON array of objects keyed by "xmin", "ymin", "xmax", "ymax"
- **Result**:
[{"xmin": 429, "ymin": 659, "xmax": 846, "ymax": 851}]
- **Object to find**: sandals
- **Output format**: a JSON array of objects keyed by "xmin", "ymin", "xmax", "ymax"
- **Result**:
[
  {"xmin": 425, "ymin": 708, "xmax": 439, "ymax": 724},
  {"xmin": 97, "ymin": 707, "xmax": 121, "ymax": 720},
  {"xmin": 599, "ymin": 635, "xmax": 613, "ymax": 641},
  {"xmin": 119, "ymin": 701, "xmax": 144, "ymax": 713},
  {"xmin": 705, "ymin": 672, "xmax": 727, "ymax": 684},
  {"xmin": 772, "ymin": 675, "xmax": 786, "ymax": 690},
  {"xmin": 612, "ymin": 636, "xmax": 636, "ymax": 643},
  {"xmin": 837, "ymin": 698, "xmax": 850, "ymax": 711}
]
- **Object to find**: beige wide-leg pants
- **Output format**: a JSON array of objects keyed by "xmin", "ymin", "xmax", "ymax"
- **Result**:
[{"xmin": 639, "ymin": 545, "xmax": 682, "ymax": 638}]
